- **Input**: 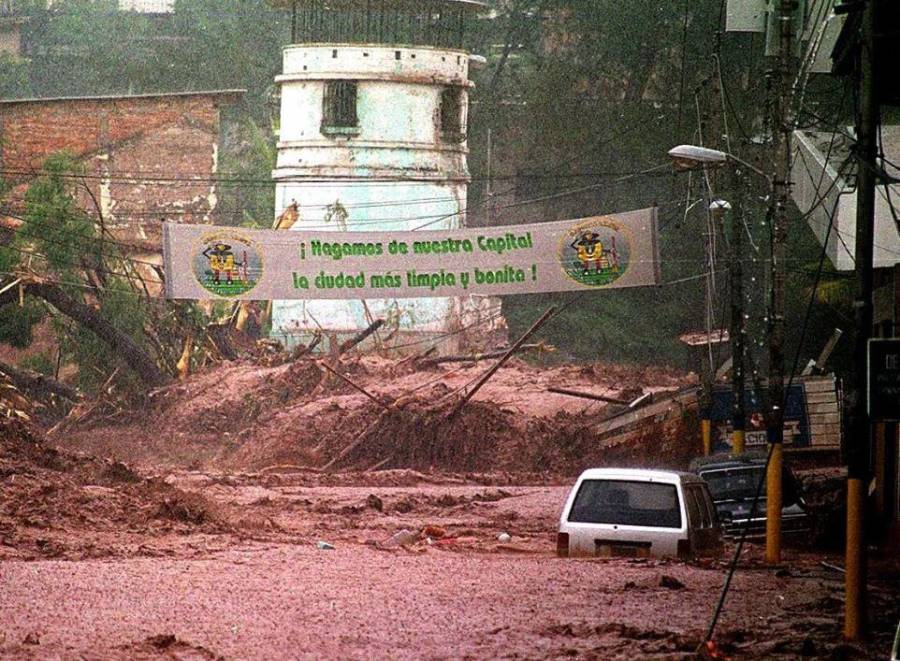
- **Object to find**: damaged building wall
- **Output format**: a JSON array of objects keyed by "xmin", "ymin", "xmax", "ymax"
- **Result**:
[{"xmin": 0, "ymin": 90, "xmax": 242, "ymax": 287}]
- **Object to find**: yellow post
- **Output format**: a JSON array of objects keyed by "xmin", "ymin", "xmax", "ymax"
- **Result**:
[
  {"xmin": 176, "ymin": 332, "xmax": 194, "ymax": 380},
  {"xmin": 732, "ymin": 429, "xmax": 745, "ymax": 455},
  {"xmin": 765, "ymin": 442, "xmax": 783, "ymax": 563},
  {"xmin": 702, "ymin": 419, "xmax": 712, "ymax": 456},
  {"xmin": 844, "ymin": 477, "xmax": 865, "ymax": 640}
]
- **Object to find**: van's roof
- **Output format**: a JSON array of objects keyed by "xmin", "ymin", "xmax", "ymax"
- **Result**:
[{"xmin": 577, "ymin": 468, "xmax": 701, "ymax": 483}]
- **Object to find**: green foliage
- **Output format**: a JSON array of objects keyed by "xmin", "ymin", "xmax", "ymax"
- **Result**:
[
  {"xmin": 505, "ymin": 289, "xmax": 686, "ymax": 365},
  {"xmin": 465, "ymin": 1, "xmax": 735, "ymax": 365},
  {"xmin": 0, "ymin": 153, "xmax": 213, "ymax": 394},
  {"xmin": 23, "ymin": 0, "xmax": 287, "ymax": 119},
  {"xmin": 219, "ymin": 116, "xmax": 277, "ymax": 227},
  {"xmin": 17, "ymin": 153, "xmax": 96, "ymax": 282},
  {"xmin": 0, "ymin": 299, "xmax": 45, "ymax": 348},
  {"xmin": 0, "ymin": 53, "xmax": 32, "ymax": 98},
  {"xmin": 19, "ymin": 351, "xmax": 55, "ymax": 376},
  {"xmin": 63, "ymin": 278, "xmax": 150, "ymax": 391}
]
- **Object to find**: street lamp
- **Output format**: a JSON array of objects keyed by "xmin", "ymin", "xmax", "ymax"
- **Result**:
[
  {"xmin": 668, "ymin": 143, "xmax": 785, "ymax": 563},
  {"xmin": 667, "ymin": 145, "xmax": 771, "ymax": 185}
]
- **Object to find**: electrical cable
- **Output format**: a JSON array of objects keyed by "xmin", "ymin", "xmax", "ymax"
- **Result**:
[
  {"xmin": 0, "ymin": 166, "xmax": 673, "ymax": 187},
  {"xmin": 2, "ymin": 166, "xmax": 674, "ymax": 232},
  {"xmin": 704, "ymin": 163, "xmax": 844, "ymax": 644}
]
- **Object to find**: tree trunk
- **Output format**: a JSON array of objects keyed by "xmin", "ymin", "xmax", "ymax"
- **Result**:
[
  {"xmin": 0, "ymin": 359, "xmax": 79, "ymax": 402},
  {"xmin": 21, "ymin": 282, "xmax": 170, "ymax": 389}
]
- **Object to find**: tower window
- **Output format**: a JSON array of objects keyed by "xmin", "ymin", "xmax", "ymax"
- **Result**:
[
  {"xmin": 439, "ymin": 87, "xmax": 464, "ymax": 143},
  {"xmin": 322, "ymin": 80, "xmax": 359, "ymax": 134}
]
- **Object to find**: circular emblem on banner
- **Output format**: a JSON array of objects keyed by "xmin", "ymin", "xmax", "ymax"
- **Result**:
[
  {"xmin": 192, "ymin": 231, "xmax": 263, "ymax": 297},
  {"xmin": 558, "ymin": 217, "xmax": 631, "ymax": 287}
]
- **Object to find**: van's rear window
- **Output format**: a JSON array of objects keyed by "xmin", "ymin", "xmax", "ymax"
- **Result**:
[{"xmin": 568, "ymin": 480, "xmax": 682, "ymax": 528}]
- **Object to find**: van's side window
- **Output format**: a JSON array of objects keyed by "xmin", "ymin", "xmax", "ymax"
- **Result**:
[
  {"xmin": 699, "ymin": 486, "xmax": 718, "ymax": 527},
  {"xmin": 685, "ymin": 487, "xmax": 703, "ymax": 527}
]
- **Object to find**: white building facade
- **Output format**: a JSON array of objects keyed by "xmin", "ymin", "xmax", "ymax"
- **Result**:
[{"xmin": 269, "ymin": 0, "xmax": 501, "ymax": 348}]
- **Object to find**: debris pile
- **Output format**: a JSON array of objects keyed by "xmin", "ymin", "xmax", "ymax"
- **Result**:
[
  {"xmin": 0, "ymin": 383, "xmax": 236, "ymax": 559},
  {"xmin": 56, "ymin": 354, "xmax": 696, "ymax": 476}
]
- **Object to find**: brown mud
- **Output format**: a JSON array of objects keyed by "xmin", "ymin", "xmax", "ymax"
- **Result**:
[
  {"xmin": 55, "ymin": 356, "xmax": 693, "ymax": 474},
  {"xmin": 2, "ymin": 359, "xmax": 897, "ymax": 659}
]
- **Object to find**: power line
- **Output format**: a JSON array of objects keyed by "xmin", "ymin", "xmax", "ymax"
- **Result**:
[
  {"xmin": 0, "ymin": 166, "xmax": 673, "ymax": 187},
  {"xmin": 0, "ymin": 241, "xmax": 164, "ymax": 286}
]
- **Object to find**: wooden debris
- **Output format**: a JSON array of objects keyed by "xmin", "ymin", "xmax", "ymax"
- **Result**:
[
  {"xmin": 449, "ymin": 306, "xmax": 557, "ymax": 418},
  {"xmin": 419, "ymin": 343, "xmax": 546, "ymax": 366},
  {"xmin": 319, "ymin": 362, "xmax": 393, "ymax": 412},
  {"xmin": 0, "ymin": 359, "xmax": 79, "ymax": 403},
  {"xmin": 547, "ymin": 387, "xmax": 654, "ymax": 409},
  {"xmin": 321, "ymin": 410, "xmax": 392, "ymax": 472},
  {"xmin": 338, "ymin": 319, "xmax": 384, "ymax": 355}
]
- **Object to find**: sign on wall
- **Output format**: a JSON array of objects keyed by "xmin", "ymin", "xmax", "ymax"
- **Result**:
[
  {"xmin": 710, "ymin": 383, "xmax": 812, "ymax": 451},
  {"xmin": 869, "ymin": 339, "xmax": 900, "ymax": 421},
  {"xmin": 163, "ymin": 208, "xmax": 659, "ymax": 300}
]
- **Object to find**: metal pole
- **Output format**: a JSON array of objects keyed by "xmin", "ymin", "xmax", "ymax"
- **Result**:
[
  {"xmin": 846, "ymin": 0, "xmax": 877, "ymax": 641},
  {"xmin": 701, "ymin": 230, "xmax": 716, "ymax": 455},
  {"xmin": 728, "ymin": 180, "xmax": 746, "ymax": 455},
  {"xmin": 765, "ymin": 0, "xmax": 795, "ymax": 566}
]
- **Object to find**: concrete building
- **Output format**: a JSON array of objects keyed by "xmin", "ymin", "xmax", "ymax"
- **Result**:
[
  {"xmin": 788, "ymin": 0, "xmax": 900, "ymax": 546},
  {"xmin": 268, "ymin": 0, "xmax": 503, "ymax": 349}
]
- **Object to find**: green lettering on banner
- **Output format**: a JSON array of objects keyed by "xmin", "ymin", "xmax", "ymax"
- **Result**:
[{"xmin": 370, "ymin": 273, "xmax": 401, "ymax": 288}]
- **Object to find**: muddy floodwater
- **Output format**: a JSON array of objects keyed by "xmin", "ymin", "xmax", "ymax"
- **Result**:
[{"xmin": 2, "ymin": 472, "xmax": 898, "ymax": 659}]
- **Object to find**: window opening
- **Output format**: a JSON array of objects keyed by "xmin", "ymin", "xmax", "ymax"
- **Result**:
[
  {"xmin": 322, "ymin": 81, "xmax": 359, "ymax": 134},
  {"xmin": 440, "ymin": 87, "xmax": 464, "ymax": 143}
]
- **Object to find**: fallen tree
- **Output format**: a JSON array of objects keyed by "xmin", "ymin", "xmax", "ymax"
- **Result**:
[
  {"xmin": 0, "ymin": 357, "xmax": 79, "ymax": 402},
  {"xmin": 27, "ymin": 282, "xmax": 170, "ymax": 389},
  {"xmin": 0, "ymin": 280, "xmax": 170, "ymax": 389}
]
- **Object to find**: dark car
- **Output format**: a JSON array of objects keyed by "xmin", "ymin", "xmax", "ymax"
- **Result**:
[{"xmin": 689, "ymin": 452, "xmax": 810, "ymax": 538}]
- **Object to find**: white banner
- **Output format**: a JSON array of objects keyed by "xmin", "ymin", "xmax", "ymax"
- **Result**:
[{"xmin": 163, "ymin": 207, "xmax": 660, "ymax": 300}]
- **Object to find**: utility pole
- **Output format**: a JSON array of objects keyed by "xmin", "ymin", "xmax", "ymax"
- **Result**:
[
  {"xmin": 726, "ymin": 172, "xmax": 745, "ymax": 454},
  {"xmin": 710, "ymin": 191, "xmax": 745, "ymax": 454},
  {"xmin": 845, "ymin": 0, "xmax": 878, "ymax": 641},
  {"xmin": 765, "ymin": 0, "xmax": 795, "ymax": 566},
  {"xmin": 701, "ymin": 236, "xmax": 716, "ymax": 456}
]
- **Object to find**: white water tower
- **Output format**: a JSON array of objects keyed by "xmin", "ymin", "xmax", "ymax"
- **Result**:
[{"xmin": 267, "ymin": 0, "xmax": 499, "ymax": 349}]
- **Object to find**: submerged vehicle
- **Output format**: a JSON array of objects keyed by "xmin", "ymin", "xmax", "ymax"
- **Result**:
[
  {"xmin": 557, "ymin": 468, "xmax": 722, "ymax": 559},
  {"xmin": 690, "ymin": 452, "xmax": 811, "ymax": 538}
]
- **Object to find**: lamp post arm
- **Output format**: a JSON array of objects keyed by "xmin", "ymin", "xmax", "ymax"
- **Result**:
[{"xmin": 726, "ymin": 154, "xmax": 772, "ymax": 188}]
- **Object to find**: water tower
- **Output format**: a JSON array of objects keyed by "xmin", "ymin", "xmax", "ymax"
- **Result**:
[{"xmin": 267, "ymin": 0, "xmax": 498, "ymax": 349}]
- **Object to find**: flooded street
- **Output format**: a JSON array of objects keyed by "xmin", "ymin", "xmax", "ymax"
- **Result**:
[{"xmin": 3, "ymin": 474, "xmax": 897, "ymax": 659}]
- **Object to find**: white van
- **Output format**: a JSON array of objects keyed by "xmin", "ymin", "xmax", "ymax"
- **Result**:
[{"xmin": 557, "ymin": 468, "xmax": 721, "ymax": 559}]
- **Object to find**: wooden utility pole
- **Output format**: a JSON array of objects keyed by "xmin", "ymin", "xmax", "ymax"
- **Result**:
[
  {"xmin": 845, "ymin": 0, "xmax": 878, "ymax": 641},
  {"xmin": 765, "ymin": 0, "xmax": 795, "ymax": 566}
]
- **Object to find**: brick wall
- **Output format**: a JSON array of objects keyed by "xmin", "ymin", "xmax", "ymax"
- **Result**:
[{"xmin": 0, "ymin": 92, "xmax": 240, "ymax": 253}]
